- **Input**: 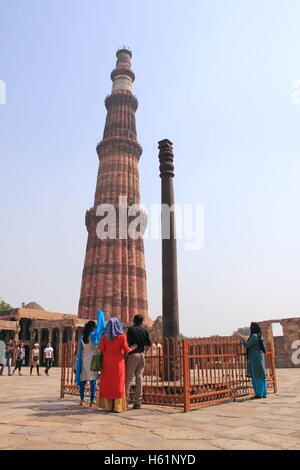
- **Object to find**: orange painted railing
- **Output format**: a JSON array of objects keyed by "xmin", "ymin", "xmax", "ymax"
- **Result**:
[{"xmin": 60, "ymin": 336, "xmax": 276, "ymax": 412}]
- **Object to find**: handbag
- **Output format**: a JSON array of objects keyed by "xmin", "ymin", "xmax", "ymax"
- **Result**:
[{"xmin": 90, "ymin": 351, "xmax": 103, "ymax": 372}]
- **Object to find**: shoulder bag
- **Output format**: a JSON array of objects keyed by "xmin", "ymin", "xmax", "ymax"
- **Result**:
[{"xmin": 90, "ymin": 351, "xmax": 103, "ymax": 372}]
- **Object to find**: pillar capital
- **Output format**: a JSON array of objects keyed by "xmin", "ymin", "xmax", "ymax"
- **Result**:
[{"xmin": 158, "ymin": 139, "xmax": 174, "ymax": 178}]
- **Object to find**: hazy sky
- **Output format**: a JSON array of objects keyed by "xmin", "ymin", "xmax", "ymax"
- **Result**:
[{"xmin": 1, "ymin": 0, "xmax": 300, "ymax": 337}]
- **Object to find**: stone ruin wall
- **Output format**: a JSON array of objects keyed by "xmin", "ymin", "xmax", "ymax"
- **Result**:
[{"xmin": 259, "ymin": 317, "xmax": 300, "ymax": 368}]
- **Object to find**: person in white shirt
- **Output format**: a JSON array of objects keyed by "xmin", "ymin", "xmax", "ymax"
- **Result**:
[{"xmin": 43, "ymin": 343, "xmax": 54, "ymax": 376}]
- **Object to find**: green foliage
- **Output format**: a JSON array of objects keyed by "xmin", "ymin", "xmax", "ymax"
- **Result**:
[
  {"xmin": 0, "ymin": 298, "xmax": 13, "ymax": 311},
  {"xmin": 232, "ymin": 326, "xmax": 250, "ymax": 336}
]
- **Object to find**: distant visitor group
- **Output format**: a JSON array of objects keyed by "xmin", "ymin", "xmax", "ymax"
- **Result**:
[
  {"xmin": 0, "ymin": 314, "xmax": 267, "ymax": 411},
  {"xmin": 0, "ymin": 340, "xmax": 54, "ymax": 376}
]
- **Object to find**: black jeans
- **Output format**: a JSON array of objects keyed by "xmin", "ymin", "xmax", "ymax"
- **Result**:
[
  {"xmin": 45, "ymin": 358, "xmax": 52, "ymax": 373},
  {"xmin": 30, "ymin": 365, "xmax": 40, "ymax": 375},
  {"xmin": 14, "ymin": 360, "xmax": 23, "ymax": 373}
]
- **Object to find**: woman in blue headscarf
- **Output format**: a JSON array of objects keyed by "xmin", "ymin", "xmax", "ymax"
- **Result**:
[
  {"xmin": 75, "ymin": 309, "xmax": 106, "ymax": 406},
  {"xmin": 96, "ymin": 317, "xmax": 137, "ymax": 412},
  {"xmin": 238, "ymin": 322, "xmax": 267, "ymax": 399}
]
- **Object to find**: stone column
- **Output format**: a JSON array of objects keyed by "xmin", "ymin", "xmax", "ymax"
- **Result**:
[
  {"xmin": 49, "ymin": 328, "xmax": 53, "ymax": 345},
  {"xmin": 71, "ymin": 328, "xmax": 76, "ymax": 344},
  {"xmin": 29, "ymin": 329, "xmax": 36, "ymax": 366},
  {"xmin": 13, "ymin": 322, "xmax": 20, "ymax": 365},
  {"xmin": 58, "ymin": 328, "xmax": 63, "ymax": 367},
  {"xmin": 14, "ymin": 321, "xmax": 20, "ymax": 343},
  {"xmin": 37, "ymin": 328, "xmax": 41, "ymax": 345},
  {"xmin": 158, "ymin": 139, "xmax": 179, "ymax": 339}
]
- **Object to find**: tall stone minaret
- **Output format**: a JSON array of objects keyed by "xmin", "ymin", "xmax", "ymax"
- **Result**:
[{"xmin": 78, "ymin": 48, "xmax": 149, "ymax": 324}]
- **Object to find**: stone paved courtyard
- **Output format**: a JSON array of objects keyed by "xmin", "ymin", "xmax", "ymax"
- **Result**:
[{"xmin": 0, "ymin": 368, "xmax": 300, "ymax": 450}]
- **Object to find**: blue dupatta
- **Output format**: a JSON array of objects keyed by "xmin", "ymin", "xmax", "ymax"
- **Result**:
[{"xmin": 75, "ymin": 310, "xmax": 106, "ymax": 386}]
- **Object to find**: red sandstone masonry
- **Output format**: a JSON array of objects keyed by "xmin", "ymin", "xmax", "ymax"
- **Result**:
[{"xmin": 78, "ymin": 49, "xmax": 149, "ymax": 325}]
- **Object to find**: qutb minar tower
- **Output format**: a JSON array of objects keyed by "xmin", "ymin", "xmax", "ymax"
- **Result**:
[{"xmin": 78, "ymin": 48, "xmax": 149, "ymax": 324}]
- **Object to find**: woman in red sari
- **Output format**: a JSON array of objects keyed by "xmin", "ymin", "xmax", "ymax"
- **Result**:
[{"xmin": 97, "ymin": 317, "xmax": 137, "ymax": 412}]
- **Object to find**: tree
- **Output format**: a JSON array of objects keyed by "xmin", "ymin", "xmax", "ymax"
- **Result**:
[
  {"xmin": 0, "ymin": 298, "xmax": 13, "ymax": 312},
  {"xmin": 232, "ymin": 326, "xmax": 250, "ymax": 336}
]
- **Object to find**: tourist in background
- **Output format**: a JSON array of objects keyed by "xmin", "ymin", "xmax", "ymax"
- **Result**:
[
  {"xmin": 97, "ymin": 317, "xmax": 137, "ymax": 413},
  {"xmin": 30, "ymin": 343, "xmax": 41, "ymax": 375},
  {"xmin": 0, "ymin": 339, "xmax": 14, "ymax": 376},
  {"xmin": 125, "ymin": 314, "xmax": 151, "ymax": 410},
  {"xmin": 13, "ymin": 342, "xmax": 26, "ymax": 375},
  {"xmin": 44, "ymin": 343, "xmax": 54, "ymax": 376},
  {"xmin": 75, "ymin": 310, "xmax": 106, "ymax": 407},
  {"xmin": 238, "ymin": 322, "xmax": 267, "ymax": 399},
  {"xmin": 0, "ymin": 339, "xmax": 6, "ymax": 375}
]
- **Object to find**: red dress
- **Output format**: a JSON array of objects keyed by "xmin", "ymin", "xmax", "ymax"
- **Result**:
[{"xmin": 99, "ymin": 334, "xmax": 131, "ymax": 399}]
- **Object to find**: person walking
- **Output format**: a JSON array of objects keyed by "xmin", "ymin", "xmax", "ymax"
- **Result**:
[
  {"xmin": 238, "ymin": 322, "xmax": 267, "ymax": 399},
  {"xmin": 125, "ymin": 314, "xmax": 151, "ymax": 409},
  {"xmin": 13, "ymin": 342, "xmax": 26, "ymax": 375},
  {"xmin": 75, "ymin": 310, "xmax": 106, "ymax": 407},
  {"xmin": 1, "ymin": 340, "xmax": 14, "ymax": 376},
  {"xmin": 43, "ymin": 343, "xmax": 54, "ymax": 376},
  {"xmin": 97, "ymin": 317, "xmax": 137, "ymax": 413},
  {"xmin": 30, "ymin": 343, "xmax": 41, "ymax": 375},
  {"xmin": 0, "ymin": 339, "xmax": 6, "ymax": 376}
]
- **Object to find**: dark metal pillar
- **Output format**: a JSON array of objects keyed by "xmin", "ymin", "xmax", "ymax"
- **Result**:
[{"xmin": 158, "ymin": 139, "xmax": 179, "ymax": 340}]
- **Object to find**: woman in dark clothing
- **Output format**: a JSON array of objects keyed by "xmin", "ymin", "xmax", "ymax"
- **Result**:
[
  {"xmin": 13, "ymin": 342, "xmax": 25, "ymax": 375},
  {"xmin": 238, "ymin": 322, "xmax": 267, "ymax": 399}
]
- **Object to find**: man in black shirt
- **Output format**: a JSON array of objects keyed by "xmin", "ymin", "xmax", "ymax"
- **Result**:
[{"xmin": 125, "ymin": 314, "xmax": 151, "ymax": 409}]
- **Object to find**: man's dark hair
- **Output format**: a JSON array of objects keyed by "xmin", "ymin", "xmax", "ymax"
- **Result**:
[{"xmin": 133, "ymin": 314, "xmax": 144, "ymax": 326}]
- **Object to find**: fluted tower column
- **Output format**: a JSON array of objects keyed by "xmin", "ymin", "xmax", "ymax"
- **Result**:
[{"xmin": 78, "ymin": 48, "xmax": 148, "ymax": 324}]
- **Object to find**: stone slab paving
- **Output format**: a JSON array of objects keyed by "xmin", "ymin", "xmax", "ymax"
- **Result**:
[{"xmin": 0, "ymin": 367, "xmax": 299, "ymax": 450}]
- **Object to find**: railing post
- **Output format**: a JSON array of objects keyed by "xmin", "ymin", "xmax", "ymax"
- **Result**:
[
  {"xmin": 182, "ymin": 339, "xmax": 191, "ymax": 412},
  {"xmin": 71, "ymin": 341, "xmax": 74, "ymax": 384},
  {"xmin": 60, "ymin": 343, "xmax": 65, "ymax": 398},
  {"xmin": 270, "ymin": 340, "xmax": 277, "ymax": 393}
]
